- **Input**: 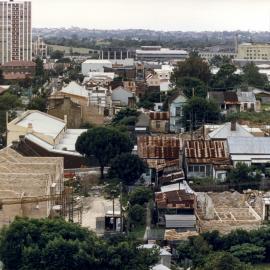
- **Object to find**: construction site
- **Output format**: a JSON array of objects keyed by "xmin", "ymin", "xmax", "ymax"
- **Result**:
[
  {"xmin": 196, "ymin": 191, "xmax": 268, "ymax": 234},
  {"xmin": 0, "ymin": 147, "xmax": 83, "ymax": 227}
]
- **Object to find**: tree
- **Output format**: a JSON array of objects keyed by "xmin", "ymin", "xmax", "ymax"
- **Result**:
[
  {"xmin": 108, "ymin": 153, "xmax": 146, "ymax": 185},
  {"xmin": 35, "ymin": 57, "xmax": 45, "ymax": 77},
  {"xmin": 27, "ymin": 96, "xmax": 47, "ymax": 112},
  {"xmin": 210, "ymin": 63, "xmax": 242, "ymax": 90},
  {"xmin": 75, "ymin": 127, "xmax": 134, "ymax": 178},
  {"xmin": 201, "ymin": 252, "xmax": 251, "ymax": 270},
  {"xmin": 230, "ymin": 243, "xmax": 265, "ymax": 264},
  {"xmin": 128, "ymin": 204, "xmax": 146, "ymax": 226},
  {"xmin": 50, "ymin": 50, "xmax": 64, "ymax": 59},
  {"xmin": 210, "ymin": 55, "xmax": 231, "ymax": 68},
  {"xmin": 0, "ymin": 69, "xmax": 5, "ymax": 85},
  {"xmin": 0, "ymin": 92, "xmax": 21, "ymax": 134},
  {"xmin": 226, "ymin": 163, "xmax": 262, "ymax": 184},
  {"xmin": 129, "ymin": 187, "xmax": 152, "ymax": 206},
  {"xmin": 0, "ymin": 217, "xmax": 159, "ymax": 270},
  {"xmin": 171, "ymin": 55, "xmax": 211, "ymax": 85},
  {"xmin": 177, "ymin": 77, "xmax": 207, "ymax": 98},
  {"xmin": 112, "ymin": 108, "xmax": 139, "ymax": 126},
  {"xmin": 182, "ymin": 96, "xmax": 220, "ymax": 131},
  {"xmin": 242, "ymin": 62, "xmax": 269, "ymax": 89}
]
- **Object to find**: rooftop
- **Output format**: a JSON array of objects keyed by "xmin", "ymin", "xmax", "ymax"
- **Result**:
[
  {"xmin": 237, "ymin": 91, "xmax": 256, "ymax": 103},
  {"xmin": 228, "ymin": 137, "xmax": 270, "ymax": 155},
  {"xmin": 83, "ymin": 59, "xmax": 112, "ymax": 64},
  {"xmin": 15, "ymin": 111, "xmax": 66, "ymax": 139},
  {"xmin": 60, "ymin": 81, "xmax": 89, "ymax": 98},
  {"xmin": 208, "ymin": 122, "xmax": 253, "ymax": 139},
  {"xmin": 185, "ymin": 140, "xmax": 230, "ymax": 165},
  {"xmin": 138, "ymin": 135, "xmax": 183, "ymax": 160},
  {"xmin": 155, "ymin": 190, "xmax": 195, "ymax": 209}
]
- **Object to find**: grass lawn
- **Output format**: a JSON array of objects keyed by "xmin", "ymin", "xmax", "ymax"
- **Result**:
[{"xmin": 254, "ymin": 264, "xmax": 270, "ymax": 269}]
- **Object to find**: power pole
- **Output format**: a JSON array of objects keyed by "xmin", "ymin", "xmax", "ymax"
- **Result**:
[{"xmin": 120, "ymin": 182, "xmax": 123, "ymax": 233}]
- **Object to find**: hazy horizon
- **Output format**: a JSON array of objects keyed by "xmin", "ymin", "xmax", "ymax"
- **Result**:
[{"xmin": 31, "ymin": 0, "xmax": 270, "ymax": 32}]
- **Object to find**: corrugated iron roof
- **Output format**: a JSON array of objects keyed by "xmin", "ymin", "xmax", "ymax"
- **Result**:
[
  {"xmin": 148, "ymin": 111, "xmax": 169, "ymax": 121},
  {"xmin": 224, "ymin": 92, "xmax": 239, "ymax": 104},
  {"xmin": 155, "ymin": 190, "xmax": 195, "ymax": 209},
  {"xmin": 138, "ymin": 135, "xmax": 183, "ymax": 160},
  {"xmin": 185, "ymin": 140, "xmax": 230, "ymax": 165}
]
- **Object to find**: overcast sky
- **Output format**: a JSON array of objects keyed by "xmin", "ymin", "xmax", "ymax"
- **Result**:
[{"xmin": 31, "ymin": 0, "xmax": 270, "ymax": 31}]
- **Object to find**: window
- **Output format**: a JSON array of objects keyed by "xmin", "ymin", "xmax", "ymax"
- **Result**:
[
  {"xmin": 199, "ymin": 166, "xmax": 205, "ymax": 173},
  {"xmin": 156, "ymin": 121, "xmax": 161, "ymax": 129},
  {"xmin": 175, "ymin": 106, "xmax": 182, "ymax": 117}
]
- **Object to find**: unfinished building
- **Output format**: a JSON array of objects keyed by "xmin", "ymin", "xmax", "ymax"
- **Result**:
[
  {"xmin": 196, "ymin": 191, "xmax": 262, "ymax": 234},
  {"xmin": 0, "ymin": 147, "xmax": 64, "ymax": 227}
]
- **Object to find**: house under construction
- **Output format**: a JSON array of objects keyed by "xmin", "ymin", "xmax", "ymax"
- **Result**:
[{"xmin": 0, "ymin": 147, "xmax": 82, "ymax": 227}]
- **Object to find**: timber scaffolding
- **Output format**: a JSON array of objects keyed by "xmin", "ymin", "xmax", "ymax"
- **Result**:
[
  {"xmin": 0, "ymin": 187, "xmax": 83, "ymax": 225},
  {"xmin": 0, "ymin": 147, "xmax": 83, "ymax": 226}
]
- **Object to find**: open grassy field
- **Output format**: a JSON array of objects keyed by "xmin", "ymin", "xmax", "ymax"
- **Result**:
[{"xmin": 48, "ymin": 44, "xmax": 95, "ymax": 55}]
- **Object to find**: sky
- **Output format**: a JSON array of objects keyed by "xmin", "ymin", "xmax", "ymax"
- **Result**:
[{"xmin": 31, "ymin": 0, "xmax": 270, "ymax": 31}]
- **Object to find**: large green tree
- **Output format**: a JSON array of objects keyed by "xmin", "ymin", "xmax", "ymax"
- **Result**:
[
  {"xmin": 108, "ymin": 153, "xmax": 146, "ymax": 185},
  {"xmin": 171, "ymin": 55, "xmax": 211, "ymax": 85},
  {"xmin": 242, "ymin": 62, "xmax": 269, "ymax": 89},
  {"xmin": 0, "ymin": 217, "xmax": 159, "ymax": 270},
  {"xmin": 0, "ymin": 92, "xmax": 21, "ymax": 135},
  {"xmin": 211, "ymin": 63, "xmax": 242, "ymax": 90},
  {"xmin": 182, "ymin": 96, "xmax": 220, "ymax": 131},
  {"xmin": 128, "ymin": 187, "xmax": 152, "ymax": 206},
  {"xmin": 201, "ymin": 252, "xmax": 251, "ymax": 270},
  {"xmin": 112, "ymin": 108, "xmax": 139, "ymax": 126},
  {"xmin": 177, "ymin": 77, "xmax": 207, "ymax": 98},
  {"xmin": 75, "ymin": 127, "xmax": 134, "ymax": 178},
  {"xmin": 27, "ymin": 96, "xmax": 47, "ymax": 112},
  {"xmin": 35, "ymin": 57, "xmax": 45, "ymax": 77}
]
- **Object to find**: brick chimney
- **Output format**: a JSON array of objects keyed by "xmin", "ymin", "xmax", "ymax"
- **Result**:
[{"xmin": 27, "ymin": 123, "xmax": 33, "ymax": 133}]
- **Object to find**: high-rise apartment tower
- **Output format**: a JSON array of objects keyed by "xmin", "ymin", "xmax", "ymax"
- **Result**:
[{"xmin": 0, "ymin": 0, "xmax": 32, "ymax": 64}]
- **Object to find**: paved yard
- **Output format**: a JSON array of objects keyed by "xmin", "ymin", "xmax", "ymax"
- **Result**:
[{"xmin": 81, "ymin": 195, "xmax": 120, "ymax": 231}]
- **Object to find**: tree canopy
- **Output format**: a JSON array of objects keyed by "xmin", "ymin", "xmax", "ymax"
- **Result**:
[
  {"xmin": 0, "ymin": 217, "xmax": 159, "ymax": 270},
  {"xmin": 0, "ymin": 92, "xmax": 22, "ymax": 134},
  {"xmin": 112, "ymin": 108, "xmax": 139, "ymax": 126},
  {"xmin": 210, "ymin": 63, "xmax": 242, "ymax": 90},
  {"xmin": 171, "ymin": 55, "xmax": 211, "ymax": 85},
  {"xmin": 182, "ymin": 96, "xmax": 220, "ymax": 130},
  {"xmin": 177, "ymin": 77, "xmax": 207, "ymax": 98},
  {"xmin": 75, "ymin": 127, "xmax": 134, "ymax": 178},
  {"xmin": 27, "ymin": 96, "xmax": 47, "ymax": 112},
  {"xmin": 242, "ymin": 62, "xmax": 269, "ymax": 89},
  {"xmin": 108, "ymin": 153, "xmax": 146, "ymax": 185}
]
